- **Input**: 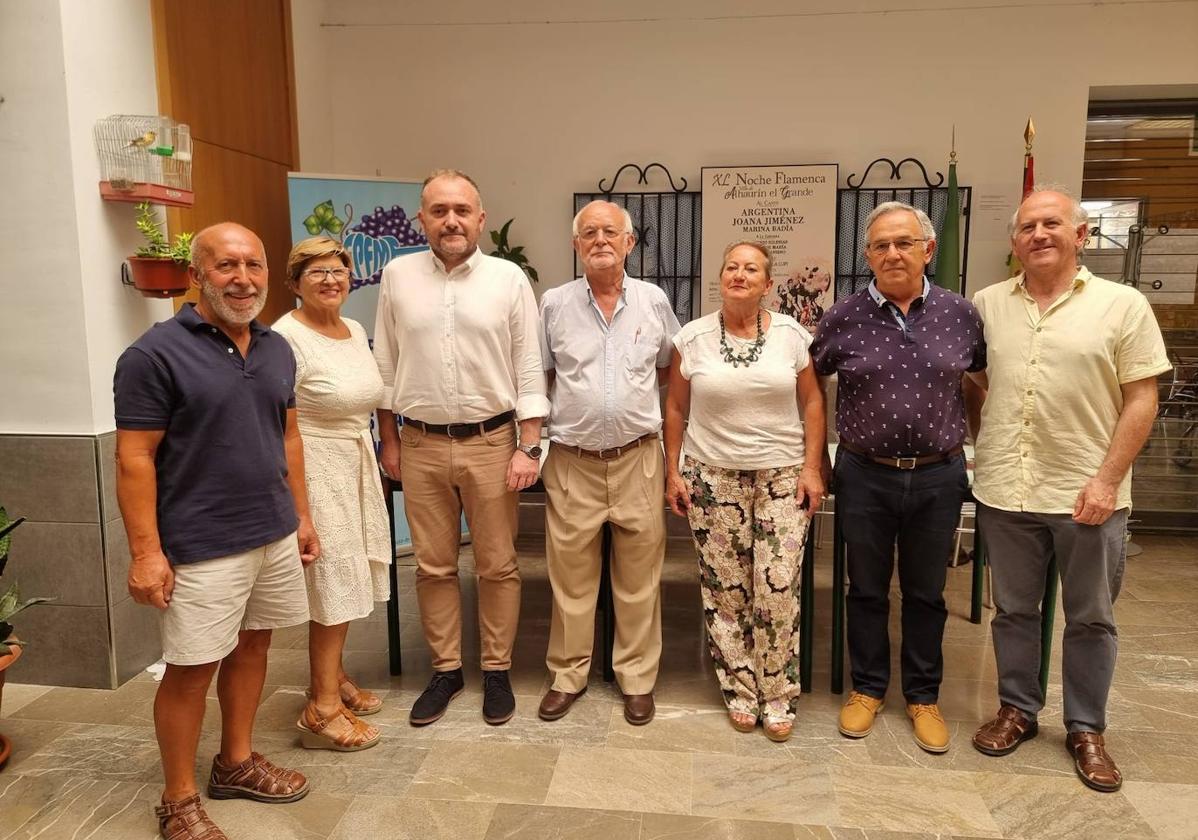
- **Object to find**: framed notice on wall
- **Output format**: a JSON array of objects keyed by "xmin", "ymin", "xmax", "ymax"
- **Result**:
[{"xmin": 700, "ymin": 164, "xmax": 838, "ymax": 331}]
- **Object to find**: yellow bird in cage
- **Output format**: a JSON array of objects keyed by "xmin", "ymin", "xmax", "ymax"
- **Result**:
[{"xmin": 125, "ymin": 131, "xmax": 156, "ymax": 149}]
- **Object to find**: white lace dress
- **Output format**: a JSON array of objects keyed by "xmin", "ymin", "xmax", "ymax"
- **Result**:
[{"xmin": 273, "ymin": 311, "xmax": 391, "ymax": 625}]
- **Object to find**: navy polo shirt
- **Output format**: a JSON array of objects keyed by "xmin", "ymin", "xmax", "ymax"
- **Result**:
[
  {"xmin": 114, "ymin": 304, "xmax": 298, "ymax": 565},
  {"xmin": 811, "ymin": 280, "xmax": 986, "ymax": 458}
]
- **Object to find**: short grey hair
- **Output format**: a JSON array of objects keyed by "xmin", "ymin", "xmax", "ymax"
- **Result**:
[
  {"xmin": 864, "ymin": 202, "xmax": 936, "ymax": 247},
  {"xmin": 1008, "ymin": 183, "xmax": 1089, "ymax": 234},
  {"xmin": 572, "ymin": 200, "xmax": 634, "ymax": 237}
]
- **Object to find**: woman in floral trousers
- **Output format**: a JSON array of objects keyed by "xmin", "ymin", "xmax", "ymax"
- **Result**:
[{"xmin": 664, "ymin": 241, "xmax": 826, "ymax": 742}]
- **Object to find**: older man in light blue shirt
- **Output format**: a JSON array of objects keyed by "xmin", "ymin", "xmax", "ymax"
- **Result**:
[{"xmin": 537, "ymin": 200, "xmax": 681, "ymax": 726}]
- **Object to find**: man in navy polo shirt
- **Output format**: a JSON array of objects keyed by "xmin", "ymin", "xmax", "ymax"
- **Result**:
[
  {"xmin": 115, "ymin": 222, "xmax": 319, "ymax": 840},
  {"xmin": 811, "ymin": 202, "xmax": 985, "ymax": 754}
]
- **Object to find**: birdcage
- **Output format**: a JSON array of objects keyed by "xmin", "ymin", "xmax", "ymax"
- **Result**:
[{"xmin": 94, "ymin": 114, "xmax": 194, "ymax": 207}]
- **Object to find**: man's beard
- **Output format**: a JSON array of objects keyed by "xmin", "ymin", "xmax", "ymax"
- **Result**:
[{"xmin": 200, "ymin": 279, "xmax": 266, "ymax": 326}]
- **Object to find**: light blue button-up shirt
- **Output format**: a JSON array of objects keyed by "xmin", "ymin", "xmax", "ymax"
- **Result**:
[{"xmin": 539, "ymin": 275, "xmax": 681, "ymax": 449}]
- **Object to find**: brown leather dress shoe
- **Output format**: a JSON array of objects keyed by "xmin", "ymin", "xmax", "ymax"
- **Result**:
[
  {"xmin": 972, "ymin": 705, "xmax": 1039, "ymax": 756},
  {"xmin": 538, "ymin": 686, "xmax": 586, "ymax": 721},
  {"xmin": 1067, "ymin": 731, "xmax": 1123, "ymax": 792},
  {"xmin": 623, "ymin": 693, "xmax": 655, "ymax": 726}
]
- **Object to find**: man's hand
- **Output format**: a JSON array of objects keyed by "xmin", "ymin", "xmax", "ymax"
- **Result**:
[
  {"xmin": 665, "ymin": 472, "xmax": 691, "ymax": 517},
  {"xmin": 128, "ymin": 551, "xmax": 175, "ymax": 610},
  {"xmin": 797, "ymin": 466, "xmax": 825, "ymax": 515},
  {"xmin": 1073, "ymin": 476, "xmax": 1118, "ymax": 526},
  {"xmin": 297, "ymin": 515, "xmax": 321, "ymax": 567},
  {"xmin": 506, "ymin": 449, "xmax": 539, "ymax": 492},
  {"xmin": 379, "ymin": 438, "xmax": 402, "ymax": 483}
]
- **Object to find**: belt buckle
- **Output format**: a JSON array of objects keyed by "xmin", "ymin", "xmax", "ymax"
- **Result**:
[
  {"xmin": 597, "ymin": 445, "xmax": 620, "ymax": 461},
  {"xmin": 446, "ymin": 423, "xmax": 474, "ymax": 439},
  {"xmin": 895, "ymin": 456, "xmax": 918, "ymax": 470}
]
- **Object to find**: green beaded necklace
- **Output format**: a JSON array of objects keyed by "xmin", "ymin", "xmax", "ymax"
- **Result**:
[{"xmin": 718, "ymin": 309, "xmax": 766, "ymax": 368}]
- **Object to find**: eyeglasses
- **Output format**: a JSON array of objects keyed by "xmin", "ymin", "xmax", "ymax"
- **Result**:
[
  {"xmin": 301, "ymin": 267, "xmax": 351, "ymax": 282},
  {"xmin": 577, "ymin": 227, "xmax": 628, "ymax": 243},
  {"xmin": 865, "ymin": 238, "xmax": 927, "ymax": 256},
  {"xmin": 206, "ymin": 258, "xmax": 267, "ymax": 277}
]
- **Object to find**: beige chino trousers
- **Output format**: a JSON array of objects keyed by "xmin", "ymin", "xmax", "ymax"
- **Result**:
[
  {"xmin": 400, "ymin": 422, "xmax": 520, "ymax": 671},
  {"xmin": 543, "ymin": 441, "xmax": 666, "ymax": 695}
]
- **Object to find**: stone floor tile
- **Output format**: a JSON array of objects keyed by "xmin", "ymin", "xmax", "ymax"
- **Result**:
[
  {"xmin": 545, "ymin": 746, "xmax": 690, "ymax": 814},
  {"xmin": 482, "ymin": 803, "xmax": 640, "ymax": 839},
  {"xmin": 407, "ymin": 741, "xmax": 559, "ymax": 804},
  {"xmin": 328, "ymin": 796, "xmax": 495, "ymax": 840},
  {"xmin": 691, "ymin": 753, "xmax": 837, "ymax": 825},
  {"xmin": 641, "ymin": 811, "xmax": 796, "ymax": 839},
  {"xmin": 974, "ymin": 771, "xmax": 1156, "ymax": 839},
  {"xmin": 1123, "ymin": 780, "xmax": 1198, "ymax": 840},
  {"xmin": 831, "ymin": 765, "xmax": 1000, "ymax": 836}
]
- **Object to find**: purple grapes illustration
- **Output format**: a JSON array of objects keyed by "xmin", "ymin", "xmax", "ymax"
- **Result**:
[{"xmin": 303, "ymin": 200, "xmax": 429, "ymax": 291}]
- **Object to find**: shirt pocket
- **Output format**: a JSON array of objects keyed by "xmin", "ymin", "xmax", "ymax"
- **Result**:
[{"xmin": 623, "ymin": 325, "xmax": 663, "ymax": 374}]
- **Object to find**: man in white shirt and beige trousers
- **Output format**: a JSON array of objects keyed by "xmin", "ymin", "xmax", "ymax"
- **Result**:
[
  {"xmin": 537, "ymin": 200, "xmax": 681, "ymax": 725},
  {"xmin": 374, "ymin": 170, "xmax": 549, "ymax": 727}
]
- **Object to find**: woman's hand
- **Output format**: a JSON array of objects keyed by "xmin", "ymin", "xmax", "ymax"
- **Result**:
[
  {"xmin": 665, "ymin": 471, "xmax": 692, "ymax": 517},
  {"xmin": 797, "ymin": 466, "xmax": 825, "ymax": 515}
]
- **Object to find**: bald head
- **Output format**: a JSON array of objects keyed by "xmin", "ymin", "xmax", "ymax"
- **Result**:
[
  {"xmin": 572, "ymin": 201, "xmax": 633, "ymax": 238},
  {"xmin": 190, "ymin": 222, "xmax": 265, "ymax": 269}
]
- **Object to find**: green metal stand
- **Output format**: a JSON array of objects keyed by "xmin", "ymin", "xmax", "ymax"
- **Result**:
[
  {"xmin": 970, "ymin": 508, "xmax": 986, "ymax": 624},
  {"xmin": 831, "ymin": 503, "xmax": 846, "ymax": 694},
  {"xmin": 799, "ymin": 533, "xmax": 816, "ymax": 693},
  {"xmin": 1039, "ymin": 556, "xmax": 1059, "ymax": 697}
]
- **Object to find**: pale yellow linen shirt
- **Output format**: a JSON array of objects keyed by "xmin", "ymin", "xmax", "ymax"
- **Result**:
[
  {"xmin": 373, "ymin": 248, "xmax": 549, "ymax": 424},
  {"xmin": 971, "ymin": 267, "xmax": 1170, "ymax": 514}
]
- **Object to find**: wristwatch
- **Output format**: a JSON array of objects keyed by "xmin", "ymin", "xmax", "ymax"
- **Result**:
[{"xmin": 517, "ymin": 443, "xmax": 543, "ymax": 459}]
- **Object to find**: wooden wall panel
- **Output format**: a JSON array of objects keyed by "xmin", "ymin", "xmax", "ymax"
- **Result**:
[
  {"xmin": 154, "ymin": 0, "xmax": 294, "ymax": 165},
  {"xmin": 152, "ymin": 0, "xmax": 298, "ymax": 324}
]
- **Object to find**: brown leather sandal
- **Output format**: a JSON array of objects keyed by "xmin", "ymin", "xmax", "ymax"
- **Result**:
[
  {"xmin": 297, "ymin": 702, "xmax": 381, "ymax": 752},
  {"xmin": 155, "ymin": 793, "xmax": 229, "ymax": 840},
  {"xmin": 1067, "ymin": 731, "xmax": 1122, "ymax": 792},
  {"xmin": 207, "ymin": 752, "xmax": 309, "ymax": 803},
  {"xmin": 339, "ymin": 677, "xmax": 383, "ymax": 716},
  {"xmin": 972, "ymin": 705, "xmax": 1039, "ymax": 756}
]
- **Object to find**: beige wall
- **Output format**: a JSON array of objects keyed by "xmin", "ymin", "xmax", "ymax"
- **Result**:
[{"xmin": 292, "ymin": 0, "xmax": 1198, "ymax": 298}]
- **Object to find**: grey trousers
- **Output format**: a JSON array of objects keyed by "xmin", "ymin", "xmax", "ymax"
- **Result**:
[{"xmin": 977, "ymin": 503, "xmax": 1127, "ymax": 733}]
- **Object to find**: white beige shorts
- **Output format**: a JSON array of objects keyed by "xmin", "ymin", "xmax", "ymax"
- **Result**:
[{"xmin": 161, "ymin": 531, "xmax": 310, "ymax": 665}]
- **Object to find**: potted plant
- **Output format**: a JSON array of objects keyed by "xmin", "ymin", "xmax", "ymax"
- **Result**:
[
  {"xmin": 489, "ymin": 219, "xmax": 539, "ymax": 283},
  {"xmin": 0, "ymin": 507, "xmax": 51, "ymax": 771},
  {"xmin": 124, "ymin": 201, "xmax": 194, "ymax": 298}
]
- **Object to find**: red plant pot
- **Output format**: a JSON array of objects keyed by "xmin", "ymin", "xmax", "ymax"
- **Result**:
[
  {"xmin": 0, "ymin": 642, "xmax": 22, "ymax": 771},
  {"xmin": 125, "ymin": 256, "xmax": 190, "ymax": 298}
]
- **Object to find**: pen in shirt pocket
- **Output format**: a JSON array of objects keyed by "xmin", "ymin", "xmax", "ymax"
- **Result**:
[{"xmin": 634, "ymin": 327, "xmax": 641, "ymax": 343}]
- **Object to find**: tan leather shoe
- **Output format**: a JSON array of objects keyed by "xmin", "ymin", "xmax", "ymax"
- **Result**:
[
  {"xmin": 538, "ymin": 687, "xmax": 586, "ymax": 721},
  {"xmin": 838, "ymin": 691, "xmax": 885, "ymax": 738},
  {"xmin": 623, "ymin": 693, "xmax": 655, "ymax": 725},
  {"xmin": 907, "ymin": 703, "xmax": 950, "ymax": 753}
]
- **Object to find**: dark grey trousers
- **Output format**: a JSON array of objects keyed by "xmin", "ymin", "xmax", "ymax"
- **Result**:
[{"xmin": 977, "ymin": 503, "xmax": 1127, "ymax": 733}]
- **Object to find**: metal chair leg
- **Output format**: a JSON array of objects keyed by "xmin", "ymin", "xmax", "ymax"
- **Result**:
[
  {"xmin": 385, "ymin": 481, "xmax": 403, "ymax": 676},
  {"xmin": 1039, "ymin": 556, "xmax": 1059, "ymax": 698},
  {"xmin": 800, "ymin": 531, "xmax": 815, "ymax": 693},
  {"xmin": 831, "ymin": 503, "xmax": 846, "ymax": 694},
  {"xmin": 970, "ymin": 516, "xmax": 987, "ymax": 625}
]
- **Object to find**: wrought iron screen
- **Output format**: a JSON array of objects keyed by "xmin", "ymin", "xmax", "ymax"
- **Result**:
[
  {"xmin": 835, "ymin": 157, "xmax": 972, "ymax": 299},
  {"xmin": 573, "ymin": 163, "xmax": 701, "ymax": 323}
]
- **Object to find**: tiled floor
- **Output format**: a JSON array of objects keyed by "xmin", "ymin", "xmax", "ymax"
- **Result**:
[{"xmin": 2, "ymin": 531, "xmax": 1196, "ymax": 839}]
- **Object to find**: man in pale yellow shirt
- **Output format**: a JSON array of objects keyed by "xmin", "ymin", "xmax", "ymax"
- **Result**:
[{"xmin": 968, "ymin": 187, "xmax": 1170, "ymax": 793}]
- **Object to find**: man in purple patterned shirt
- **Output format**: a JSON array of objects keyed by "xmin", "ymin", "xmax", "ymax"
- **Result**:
[{"xmin": 811, "ymin": 201, "xmax": 986, "ymax": 754}]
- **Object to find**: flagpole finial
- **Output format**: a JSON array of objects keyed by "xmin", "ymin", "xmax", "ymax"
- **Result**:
[
  {"xmin": 950, "ymin": 125, "xmax": 958, "ymax": 163},
  {"xmin": 1024, "ymin": 117, "xmax": 1036, "ymax": 153}
]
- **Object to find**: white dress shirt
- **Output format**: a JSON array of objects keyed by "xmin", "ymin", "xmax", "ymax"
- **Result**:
[
  {"xmin": 373, "ymin": 248, "xmax": 549, "ymax": 424},
  {"xmin": 540, "ymin": 275, "xmax": 681, "ymax": 450}
]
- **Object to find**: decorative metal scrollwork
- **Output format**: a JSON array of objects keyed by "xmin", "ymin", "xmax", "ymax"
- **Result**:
[
  {"xmin": 597, "ymin": 162, "xmax": 689, "ymax": 195},
  {"xmin": 845, "ymin": 157, "xmax": 944, "ymax": 189}
]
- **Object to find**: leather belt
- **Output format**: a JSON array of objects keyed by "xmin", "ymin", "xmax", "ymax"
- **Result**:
[
  {"xmin": 553, "ymin": 433, "xmax": 658, "ymax": 462},
  {"xmin": 840, "ymin": 440, "xmax": 963, "ymax": 470},
  {"xmin": 401, "ymin": 410, "xmax": 515, "ymax": 439}
]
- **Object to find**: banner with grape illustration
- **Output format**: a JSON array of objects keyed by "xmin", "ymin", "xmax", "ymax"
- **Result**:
[{"xmin": 287, "ymin": 173, "xmax": 428, "ymax": 337}]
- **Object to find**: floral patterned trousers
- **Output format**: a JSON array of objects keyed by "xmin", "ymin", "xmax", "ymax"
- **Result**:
[{"xmin": 683, "ymin": 457, "xmax": 810, "ymax": 723}]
